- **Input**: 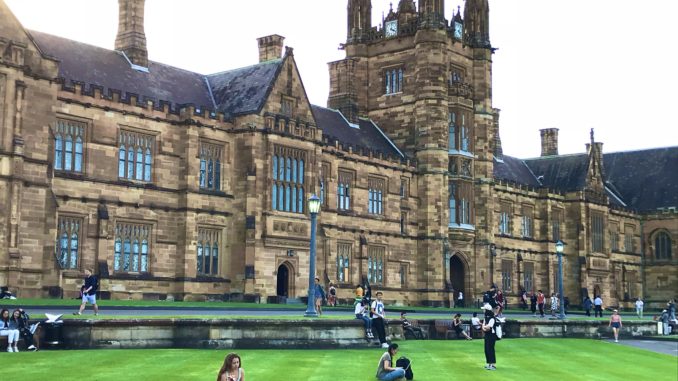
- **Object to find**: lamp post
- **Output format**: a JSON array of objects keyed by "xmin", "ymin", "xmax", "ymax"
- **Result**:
[
  {"xmin": 556, "ymin": 240, "xmax": 566, "ymax": 319},
  {"xmin": 304, "ymin": 194, "xmax": 321, "ymax": 318}
]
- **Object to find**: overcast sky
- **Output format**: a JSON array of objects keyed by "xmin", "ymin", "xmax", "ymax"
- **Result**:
[{"xmin": 6, "ymin": 0, "xmax": 677, "ymax": 158}]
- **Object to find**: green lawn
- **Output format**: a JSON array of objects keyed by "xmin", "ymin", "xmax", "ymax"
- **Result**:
[{"xmin": 2, "ymin": 340, "xmax": 675, "ymax": 381}]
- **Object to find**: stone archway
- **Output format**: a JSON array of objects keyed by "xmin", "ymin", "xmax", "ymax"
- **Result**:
[
  {"xmin": 276, "ymin": 262, "xmax": 294, "ymax": 297},
  {"xmin": 449, "ymin": 254, "xmax": 467, "ymax": 306}
]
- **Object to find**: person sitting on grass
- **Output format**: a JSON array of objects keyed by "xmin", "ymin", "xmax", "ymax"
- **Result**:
[
  {"xmin": 376, "ymin": 343, "xmax": 406, "ymax": 381},
  {"xmin": 609, "ymin": 309, "xmax": 622, "ymax": 343},
  {"xmin": 217, "ymin": 352, "xmax": 245, "ymax": 381},
  {"xmin": 0, "ymin": 308, "xmax": 20, "ymax": 352},
  {"xmin": 453, "ymin": 313, "xmax": 472, "ymax": 340}
]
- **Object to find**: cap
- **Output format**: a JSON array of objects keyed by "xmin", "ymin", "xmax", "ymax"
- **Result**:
[{"xmin": 480, "ymin": 303, "xmax": 493, "ymax": 311}]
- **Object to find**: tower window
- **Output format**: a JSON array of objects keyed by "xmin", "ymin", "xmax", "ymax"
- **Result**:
[
  {"xmin": 384, "ymin": 67, "xmax": 404, "ymax": 95},
  {"xmin": 654, "ymin": 232, "xmax": 672, "ymax": 260}
]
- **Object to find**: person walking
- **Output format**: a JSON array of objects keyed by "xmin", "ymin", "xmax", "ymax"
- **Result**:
[
  {"xmin": 371, "ymin": 291, "xmax": 389, "ymax": 348},
  {"xmin": 583, "ymin": 296, "xmax": 593, "ymax": 317},
  {"xmin": 537, "ymin": 290, "xmax": 545, "ymax": 318},
  {"xmin": 635, "ymin": 298, "xmax": 644, "ymax": 319},
  {"xmin": 216, "ymin": 352, "xmax": 245, "ymax": 381},
  {"xmin": 375, "ymin": 343, "xmax": 406, "ymax": 381},
  {"xmin": 481, "ymin": 303, "xmax": 498, "ymax": 371},
  {"xmin": 313, "ymin": 278, "xmax": 326, "ymax": 316},
  {"xmin": 594, "ymin": 295, "xmax": 604, "ymax": 318},
  {"xmin": 609, "ymin": 309, "xmax": 622, "ymax": 342},
  {"xmin": 74, "ymin": 269, "xmax": 99, "ymax": 316}
]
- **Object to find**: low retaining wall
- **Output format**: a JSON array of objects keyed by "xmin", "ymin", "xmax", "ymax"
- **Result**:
[{"xmin": 54, "ymin": 318, "xmax": 660, "ymax": 350}]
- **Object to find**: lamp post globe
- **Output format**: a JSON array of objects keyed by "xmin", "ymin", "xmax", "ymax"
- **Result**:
[
  {"xmin": 304, "ymin": 194, "xmax": 321, "ymax": 318},
  {"xmin": 556, "ymin": 240, "xmax": 566, "ymax": 319}
]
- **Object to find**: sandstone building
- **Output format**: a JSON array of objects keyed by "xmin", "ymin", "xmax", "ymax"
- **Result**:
[{"xmin": 0, "ymin": 0, "xmax": 675, "ymax": 307}]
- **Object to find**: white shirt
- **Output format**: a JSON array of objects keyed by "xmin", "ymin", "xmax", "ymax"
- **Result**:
[
  {"xmin": 594, "ymin": 297, "xmax": 603, "ymax": 306},
  {"xmin": 458, "ymin": 292, "xmax": 464, "ymax": 300},
  {"xmin": 371, "ymin": 299, "xmax": 385, "ymax": 318},
  {"xmin": 471, "ymin": 317, "xmax": 481, "ymax": 328},
  {"xmin": 354, "ymin": 303, "xmax": 366, "ymax": 315},
  {"xmin": 636, "ymin": 300, "xmax": 644, "ymax": 308}
]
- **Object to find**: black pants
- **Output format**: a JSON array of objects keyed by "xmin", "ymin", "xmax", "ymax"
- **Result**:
[
  {"xmin": 594, "ymin": 305, "xmax": 603, "ymax": 317},
  {"xmin": 484, "ymin": 334, "xmax": 497, "ymax": 364},
  {"xmin": 538, "ymin": 303, "xmax": 545, "ymax": 317},
  {"xmin": 531, "ymin": 304, "xmax": 536, "ymax": 314},
  {"xmin": 457, "ymin": 299, "xmax": 464, "ymax": 308},
  {"xmin": 585, "ymin": 308, "xmax": 591, "ymax": 316},
  {"xmin": 19, "ymin": 328, "xmax": 33, "ymax": 348},
  {"xmin": 372, "ymin": 317, "xmax": 386, "ymax": 344}
]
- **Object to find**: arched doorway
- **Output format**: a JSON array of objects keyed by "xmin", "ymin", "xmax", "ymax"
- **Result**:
[
  {"xmin": 593, "ymin": 284, "xmax": 602, "ymax": 298},
  {"xmin": 449, "ymin": 255, "xmax": 466, "ymax": 306},
  {"xmin": 277, "ymin": 264, "xmax": 290, "ymax": 297}
]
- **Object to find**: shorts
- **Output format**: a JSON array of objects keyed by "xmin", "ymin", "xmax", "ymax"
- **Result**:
[
  {"xmin": 82, "ymin": 294, "xmax": 97, "ymax": 305},
  {"xmin": 611, "ymin": 322, "xmax": 621, "ymax": 329}
]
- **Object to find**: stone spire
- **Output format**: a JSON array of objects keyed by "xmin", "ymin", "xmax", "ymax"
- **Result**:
[
  {"xmin": 347, "ymin": 0, "xmax": 372, "ymax": 42},
  {"xmin": 463, "ymin": 0, "xmax": 491, "ymax": 48},
  {"xmin": 115, "ymin": 0, "xmax": 148, "ymax": 67}
]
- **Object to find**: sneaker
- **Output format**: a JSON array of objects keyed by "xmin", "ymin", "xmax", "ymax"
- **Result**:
[
  {"xmin": 73, "ymin": 312, "xmax": 81, "ymax": 315},
  {"xmin": 489, "ymin": 365, "xmax": 496, "ymax": 371},
  {"xmin": 13, "ymin": 347, "xmax": 18, "ymax": 352},
  {"xmin": 7, "ymin": 347, "xmax": 13, "ymax": 352},
  {"xmin": 381, "ymin": 343, "xmax": 389, "ymax": 348},
  {"xmin": 615, "ymin": 339, "xmax": 618, "ymax": 343},
  {"xmin": 28, "ymin": 345, "xmax": 36, "ymax": 351},
  {"xmin": 484, "ymin": 365, "xmax": 491, "ymax": 370}
]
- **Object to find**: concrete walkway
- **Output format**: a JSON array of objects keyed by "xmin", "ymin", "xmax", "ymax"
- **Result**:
[{"xmin": 611, "ymin": 339, "xmax": 678, "ymax": 356}]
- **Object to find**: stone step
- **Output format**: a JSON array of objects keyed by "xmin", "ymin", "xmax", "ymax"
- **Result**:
[{"xmin": 286, "ymin": 297, "xmax": 303, "ymax": 305}]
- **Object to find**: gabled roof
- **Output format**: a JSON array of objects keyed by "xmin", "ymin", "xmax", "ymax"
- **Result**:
[
  {"xmin": 29, "ymin": 31, "xmax": 283, "ymax": 118},
  {"xmin": 311, "ymin": 105, "xmax": 405, "ymax": 160},
  {"xmin": 207, "ymin": 60, "xmax": 283, "ymax": 118},
  {"xmin": 30, "ymin": 31, "xmax": 214, "ymax": 110}
]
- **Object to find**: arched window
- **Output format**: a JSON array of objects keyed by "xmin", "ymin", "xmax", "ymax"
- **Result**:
[
  {"xmin": 200, "ymin": 158, "xmax": 207, "ymax": 187},
  {"xmin": 204, "ymin": 244, "xmax": 211, "ymax": 274},
  {"xmin": 132, "ymin": 239, "xmax": 140, "ymax": 271},
  {"xmin": 135, "ymin": 148, "xmax": 143, "ymax": 180},
  {"xmin": 272, "ymin": 156, "xmax": 278, "ymax": 180},
  {"xmin": 64, "ymin": 135, "xmax": 73, "ymax": 171},
  {"xmin": 123, "ymin": 239, "xmax": 131, "ymax": 271},
  {"xmin": 70, "ymin": 232, "xmax": 79, "ymax": 269},
  {"xmin": 74, "ymin": 136, "xmax": 83, "ymax": 172},
  {"xmin": 127, "ymin": 148, "xmax": 134, "ymax": 179},
  {"xmin": 655, "ymin": 232, "xmax": 673, "ymax": 260},
  {"xmin": 144, "ymin": 148, "xmax": 152, "ymax": 182},
  {"xmin": 59, "ymin": 233, "xmax": 68, "ymax": 268},
  {"xmin": 118, "ymin": 131, "xmax": 153, "ymax": 182},
  {"xmin": 212, "ymin": 242, "xmax": 219, "ymax": 275},
  {"xmin": 448, "ymin": 113, "xmax": 456, "ymax": 151}
]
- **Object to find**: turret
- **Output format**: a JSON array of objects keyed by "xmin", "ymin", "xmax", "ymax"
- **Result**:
[
  {"xmin": 347, "ymin": 0, "xmax": 372, "ymax": 42},
  {"xmin": 115, "ymin": 0, "xmax": 148, "ymax": 67},
  {"xmin": 463, "ymin": 0, "xmax": 490, "ymax": 48},
  {"xmin": 418, "ymin": 0, "xmax": 446, "ymax": 28}
]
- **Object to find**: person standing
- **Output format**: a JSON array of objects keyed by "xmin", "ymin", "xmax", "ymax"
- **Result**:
[
  {"xmin": 328, "ymin": 283, "xmax": 337, "ymax": 307},
  {"xmin": 583, "ymin": 296, "xmax": 593, "ymax": 317},
  {"xmin": 495, "ymin": 290, "xmax": 505, "ymax": 316},
  {"xmin": 216, "ymin": 352, "xmax": 245, "ymax": 381},
  {"xmin": 457, "ymin": 291, "xmax": 465, "ymax": 308},
  {"xmin": 635, "ymin": 298, "xmax": 644, "ymax": 319},
  {"xmin": 375, "ymin": 343, "xmax": 406, "ymax": 381},
  {"xmin": 609, "ymin": 309, "xmax": 623, "ymax": 342},
  {"xmin": 74, "ymin": 269, "xmax": 99, "ymax": 316},
  {"xmin": 594, "ymin": 295, "xmax": 604, "ymax": 318},
  {"xmin": 371, "ymin": 291, "xmax": 389, "ymax": 348},
  {"xmin": 313, "ymin": 278, "xmax": 326, "ymax": 316},
  {"xmin": 537, "ymin": 290, "xmax": 545, "ymax": 318},
  {"xmin": 668, "ymin": 299, "xmax": 676, "ymax": 322},
  {"xmin": 550, "ymin": 293, "xmax": 559, "ymax": 317},
  {"xmin": 481, "ymin": 303, "xmax": 498, "ymax": 371},
  {"xmin": 659, "ymin": 309, "xmax": 671, "ymax": 335},
  {"xmin": 530, "ymin": 292, "xmax": 537, "ymax": 317}
]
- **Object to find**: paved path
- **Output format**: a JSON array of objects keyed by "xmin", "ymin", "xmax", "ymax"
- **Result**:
[{"xmin": 612, "ymin": 339, "xmax": 678, "ymax": 356}]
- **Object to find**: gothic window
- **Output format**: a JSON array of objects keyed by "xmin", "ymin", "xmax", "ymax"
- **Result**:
[
  {"xmin": 448, "ymin": 182, "xmax": 457, "ymax": 225},
  {"xmin": 336, "ymin": 243, "xmax": 351, "ymax": 283},
  {"xmin": 271, "ymin": 146, "xmax": 306, "ymax": 213},
  {"xmin": 523, "ymin": 262, "xmax": 534, "ymax": 293},
  {"xmin": 281, "ymin": 97, "xmax": 295, "ymax": 116},
  {"xmin": 367, "ymin": 246, "xmax": 385, "ymax": 285},
  {"xmin": 460, "ymin": 114, "xmax": 471, "ymax": 152},
  {"xmin": 338, "ymin": 170, "xmax": 353, "ymax": 211},
  {"xmin": 368, "ymin": 177, "xmax": 385, "ymax": 215},
  {"xmin": 450, "ymin": 181, "xmax": 473, "ymax": 227},
  {"xmin": 114, "ymin": 222, "xmax": 150, "ymax": 272},
  {"xmin": 118, "ymin": 130, "xmax": 153, "ymax": 182},
  {"xmin": 624, "ymin": 226, "xmax": 636, "ymax": 253},
  {"xmin": 199, "ymin": 142, "xmax": 222, "ymax": 191},
  {"xmin": 552, "ymin": 209, "xmax": 563, "ymax": 241},
  {"xmin": 54, "ymin": 119, "xmax": 85, "ymax": 173},
  {"xmin": 521, "ymin": 205, "xmax": 534, "ymax": 238},
  {"xmin": 384, "ymin": 67, "xmax": 404, "ymax": 94},
  {"xmin": 400, "ymin": 178, "xmax": 408, "ymax": 198},
  {"xmin": 448, "ymin": 112, "xmax": 457, "ymax": 151},
  {"xmin": 319, "ymin": 162, "xmax": 330, "ymax": 207},
  {"xmin": 56, "ymin": 216, "xmax": 81, "ymax": 269},
  {"xmin": 610, "ymin": 223, "xmax": 619, "ymax": 251},
  {"xmin": 654, "ymin": 232, "xmax": 672, "ymax": 260},
  {"xmin": 499, "ymin": 203, "xmax": 511, "ymax": 235},
  {"xmin": 501, "ymin": 260, "xmax": 512, "ymax": 292},
  {"xmin": 197, "ymin": 228, "xmax": 220, "ymax": 276},
  {"xmin": 450, "ymin": 69, "xmax": 463, "ymax": 84},
  {"xmin": 591, "ymin": 213, "xmax": 604, "ymax": 253}
]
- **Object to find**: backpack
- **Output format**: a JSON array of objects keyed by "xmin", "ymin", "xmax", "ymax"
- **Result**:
[
  {"xmin": 494, "ymin": 318, "xmax": 503, "ymax": 340},
  {"xmin": 395, "ymin": 356, "xmax": 414, "ymax": 380}
]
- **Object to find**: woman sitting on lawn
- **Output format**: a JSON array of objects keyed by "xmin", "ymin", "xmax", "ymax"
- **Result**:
[
  {"xmin": 453, "ymin": 313, "xmax": 472, "ymax": 340},
  {"xmin": 609, "ymin": 310, "xmax": 622, "ymax": 343},
  {"xmin": 217, "ymin": 352, "xmax": 245, "ymax": 381},
  {"xmin": 376, "ymin": 343, "xmax": 406, "ymax": 381}
]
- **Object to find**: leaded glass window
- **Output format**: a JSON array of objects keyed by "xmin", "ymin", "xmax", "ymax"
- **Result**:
[
  {"xmin": 118, "ymin": 130, "xmax": 154, "ymax": 182},
  {"xmin": 114, "ymin": 222, "xmax": 150, "ymax": 272},
  {"xmin": 54, "ymin": 119, "xmax": 85, "ymax": 173},
  {"xmin": 56, "ymin": 216, "xmax": 81, "ymax": 269}
]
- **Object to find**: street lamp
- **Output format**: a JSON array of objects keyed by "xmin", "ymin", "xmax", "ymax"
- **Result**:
[
  {"xmin": 555, "ymin": 240, "xmax": 566, "ymax": 319},
  {"xmin": 304, "ymin": 194, "xmax": 321, "ymax": 318}
]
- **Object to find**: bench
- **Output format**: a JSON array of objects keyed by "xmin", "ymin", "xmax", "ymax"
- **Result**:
[{"xmin": 0, "ymin": 326, "xmax": 41, "ymax": 350}]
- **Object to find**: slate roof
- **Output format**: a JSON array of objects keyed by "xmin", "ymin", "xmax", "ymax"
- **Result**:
[
  {"xmin": 207, "ymin": 60, "xmax": 283, "ymax": 118},
  {"xmin": 514, "ymin": 147, "xmax": 678, "ymax": 212},
  {"xmin": 30, "ymin": 31, "xmax": 282, "ymax": 117},
  {"xmin": 311, "ymin": 106, "xmax": 405, "ymax": 160},
  {"xmin": 493, "ymin": 155, "xmax": 541, "ymax": 187}
]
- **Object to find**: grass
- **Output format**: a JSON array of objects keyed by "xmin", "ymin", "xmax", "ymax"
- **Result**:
[{"xmin": 2, "ymin": 340, "xmax": 675, "ymax": 381}]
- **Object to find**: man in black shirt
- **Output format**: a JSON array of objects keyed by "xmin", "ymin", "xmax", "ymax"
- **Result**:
[{"xmin": 74, "ymin": 269, "xmax": 99, "ymax": 316}]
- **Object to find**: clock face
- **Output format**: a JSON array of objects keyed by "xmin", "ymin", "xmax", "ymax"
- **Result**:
[
  {"xmin": 454, "ymin": 22, "xmax": 463, "ymax": 39},
  {"xmin": 385, "ymin": 20, "xmax": 398, "ymax": 37}
]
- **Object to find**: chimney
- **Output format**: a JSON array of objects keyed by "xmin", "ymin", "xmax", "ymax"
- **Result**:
[
  {"xmin": 540, "ymin": 128, "xmax": 559, "ymax": 156},
  {"xmin": 257, "ymin": 35, "xmax": 285, "ymax": 63},
  {"xmin": 115, "ymin": 0, "xmax": 148, "ymax": 67}
]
